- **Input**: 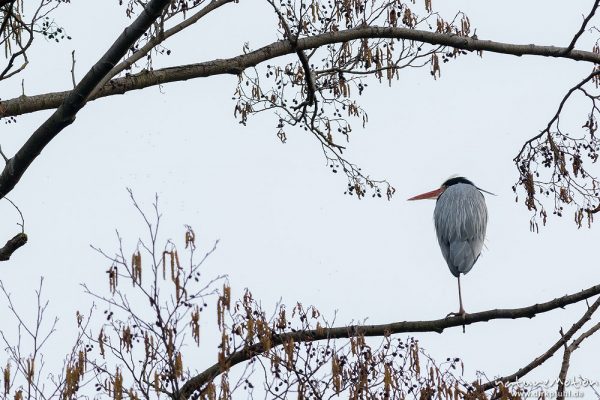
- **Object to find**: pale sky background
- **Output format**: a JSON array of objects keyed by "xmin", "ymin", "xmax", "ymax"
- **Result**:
[{"xmin": 1, "ymin": 0, "xmax": 599, "ymax": 398}]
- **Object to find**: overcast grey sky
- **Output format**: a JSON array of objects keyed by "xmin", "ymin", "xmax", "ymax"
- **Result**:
[{"xmin": 1, "ymin": 0, "xmax": 599, "ymax": 397}]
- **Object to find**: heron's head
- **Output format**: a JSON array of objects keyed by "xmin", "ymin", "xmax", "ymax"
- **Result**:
[{"xmin": 407, "ymin": 176, "xmax": 492, "ymax": 201}]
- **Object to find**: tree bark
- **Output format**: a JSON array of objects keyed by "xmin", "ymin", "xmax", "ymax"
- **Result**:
[{"xmin": 0, "ymin": 232, "xmax": 27, "ymax": 261}]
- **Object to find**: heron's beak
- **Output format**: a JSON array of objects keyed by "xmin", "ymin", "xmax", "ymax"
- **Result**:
[{"xmin": 407, "ymin": 188, "xmax": 444, "ymax": 201}]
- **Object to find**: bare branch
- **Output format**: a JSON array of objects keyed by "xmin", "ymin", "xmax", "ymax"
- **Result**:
[
  {"xmin": 267, "ymin": 0, "xmax": 317, "ymax": 107},
  {"xmin": 0, "ymin": 0, "xmax": 174, "ymax": 200},
  {"xmin": 88, "ymin": 0, "xmax": 238, "ymax": 98},
  {"xmin": 565, "ymin": 0, "xmax": 600, "ymax": 54},
  {"xmin": 513, "ymin": 66, "xmax": 600, "ymax": 228},
  {"xmin": 4, "ymin": 26, "xmax": 600, "ymax": 119},
  {"xmin": 476, "ymin": 295, "xmax": 600, "ymax": 393},
  {"xmin": 514, "ymin": 69, "xmax": 600, "ymax": 162},
  {"xmin": 177, "ymin": 284, "xmax": 600, "ymax": 400},
  {"xmin": 5, "ymin": 196, "xmax": 25, "ymax": 232},
  {"xmin": 557, "ymin": 319, "xmax": 600, "ymax": 400},
  {"xmin": 70, "ymin": 50, "xmax": 76, "ymax": 88},
  {"xmin": 0, "ymin": 232, "xmax": 27, "ymax": 261}
]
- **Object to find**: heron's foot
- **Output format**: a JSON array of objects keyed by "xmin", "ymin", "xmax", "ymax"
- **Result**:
[
  {"xmin": 446, "ymin": 308, "xmax": 466, "ymax": 318},
  {"xmin": 446, "ymin": 309, "xmax": 468, "ymax": 333}
]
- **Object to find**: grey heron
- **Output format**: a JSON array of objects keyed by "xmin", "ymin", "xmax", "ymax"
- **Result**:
[{"xmin": 408, "ymin": 177, "xmax": 490, "ymax": 316}]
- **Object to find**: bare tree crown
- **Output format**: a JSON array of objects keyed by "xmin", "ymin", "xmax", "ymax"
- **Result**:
[{"xmin": 1, "ymin": 0, "xmax": 600, "ymax": 399}]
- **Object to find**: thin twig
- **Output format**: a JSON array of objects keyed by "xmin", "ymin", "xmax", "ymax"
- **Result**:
[
  {"xmin": 70, "ymin": 50, "xmax": 76, "ymax": 88},
  {"xmin": 5, "ymin": 196, "xmax": 25, "ymax": 232}
]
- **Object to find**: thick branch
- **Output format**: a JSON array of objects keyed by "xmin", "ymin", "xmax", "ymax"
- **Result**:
[
  {"xmin": 0, "ymin": 0, "xmax": 173, "ymax": 199},
  {"xmin": 177, "ymin": 283, "xmax": 600, "ymax": 400},
  {"xmin": 4, "ymin": 26, "xmax": 600, "ymax": 118},
  {"xmin": 0, "ymin": 232, "xmax": 27, "ymax": 261}
]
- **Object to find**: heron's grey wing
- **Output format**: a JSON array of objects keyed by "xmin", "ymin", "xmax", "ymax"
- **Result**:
[
  {"xmin": 434, "ymin": 184, "xmax": 488, "ymax": 277},
  {"xmin": 448, "ymin": 238, "xmax": 484, "ymax": 275},
  {"xmin": 436, "ymin": 236, "xmax": 456, "ymax": 276}
]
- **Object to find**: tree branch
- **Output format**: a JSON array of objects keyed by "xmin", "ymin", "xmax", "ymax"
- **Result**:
[
  {"xmin": 514, "ymin": 68, "xmax": 600, "ymax": 162},
  {"xmin": 556, "ymin": 319, "xmax": 600, "ymax": 400},
  {"xmin": 88, "ymin": 0, "xmax": 237, "ymax": 99},
  {"xmin": 176, "ymin": 283, "xmax": 600, "ymax": 400},
  {"xmin": 3, "ymin": 26, "xmax": 600, "ymax": 119},
  {"xmin": 565, "ymin": 0, "xmax": 600, "ymax": 54},
  {"xmin": 267, "ymin": 0, "xmax": 317, "ymax": 107},
  {"xmin": 0, "ymin": 232, "xmax": 27, "ymax": 261},
  {"xmin": 476, "ymin": 295, "xmax": 600, "ymax": 395},
  {"xmin": 0, "ymin": 0, "xmax": 174, "ymax": 200}
]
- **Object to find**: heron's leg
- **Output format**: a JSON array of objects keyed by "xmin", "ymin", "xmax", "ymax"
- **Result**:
[
  {"xmin": 446, "ymin": 276, "xmax": 467, "ymax": 326},
  {"xmin": 457, "ymin": 274, "xmax": 465, "ymax": 315}
]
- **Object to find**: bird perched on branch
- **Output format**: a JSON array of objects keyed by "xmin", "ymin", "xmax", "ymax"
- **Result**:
[{"xmin": 408, "ymin": 176, "xmax": 491, "ymax": 317}]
